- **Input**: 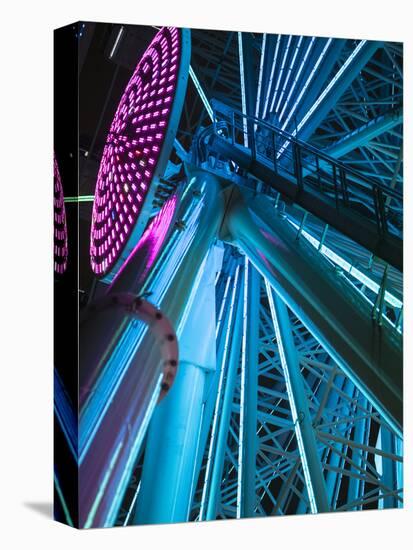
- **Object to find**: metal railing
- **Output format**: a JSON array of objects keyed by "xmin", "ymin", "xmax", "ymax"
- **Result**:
[{"xmin": 211, "ymin": 102, "xmax": 403, "ymax": 239}]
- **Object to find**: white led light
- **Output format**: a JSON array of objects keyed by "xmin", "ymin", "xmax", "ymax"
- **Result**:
[
  {"xmin": 270, "ymin": 35, "xmax": 292, "ymax": 113},
  {"xmin": 275, "ymin": 36, "xmax": 303, "ymax": 115},
  {"xmin": 287, "ymin": 217, "xmax": 402, "ymax": 310},
  {"xmin": 255, "ymin": 34, "xmax": 267, "ymax": 123},
  {"xmin": 279, "ymin": 37, "xmax": 315, "ymax": 122},
  {"xmin": 237, "ymin": 257, "xmax": 250, "ymax": 518},
  {"xmin": 189, "ymin": 65, "xmax": 214, "ymax": 120},
  {"xmin": 281, "ymin": 38, "xmax": 333, "ymax": 134},
  {"xmin": 265, "ymin": 280, "xmax": 318, "ymax": 514},
  {"xmin": 262, "ymin": 35, "xmax": 281, "ymax": 120},
  {"xmin": 109, "ymin": 26, "xmax": 124, "ymax": 59},
  {"xmin": 238, "ymin": 32, "xmax": 249, "ymax": 147},
  {"xmin": 295, "ymin": 40, "xmax": 367, "ymax": 134},
  {"xmin": 199, "ymin": 265, "xmax": 241, "ymax": 520}
]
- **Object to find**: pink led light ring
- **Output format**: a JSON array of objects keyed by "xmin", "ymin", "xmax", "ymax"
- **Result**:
[
  {"xmin": 54, "ymin": 155, "xmax": 68, "ymax": 274},
  {"xmin": 90, "ymin": 26, "xmax": 190, "ymax": 278}
]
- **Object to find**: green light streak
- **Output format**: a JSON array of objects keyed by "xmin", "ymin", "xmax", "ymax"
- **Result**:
[
  {"xmin": 54, "ymin": 473, "xmax": 74, "ymax": 527},
  {"xmin": 64, "ymin": 195, "xmax": 94, "ymax": 203}
]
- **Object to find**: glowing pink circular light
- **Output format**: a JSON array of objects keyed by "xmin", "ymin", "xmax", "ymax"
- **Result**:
[
  {"xmin": 90, "ymin": 26, "xmax": 189, "ymax": 277},
  {"xmin": 54, "ymin": 155, "xmax": 68, "ymax": 274}
]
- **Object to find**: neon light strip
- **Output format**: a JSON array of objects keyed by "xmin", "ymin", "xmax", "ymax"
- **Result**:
[
  {"xmin": 262, "ymin": 35, "xmax": 281, "ymax": 120},
  {"xmin": 84, "ymin": 440, "xmax": 124, "ymax": 528},
  {"xmin": 109, "ymin": 26, "xmax": 124, "ymax": 59},
  {"xmin": 65, "ymin": 195, "xmax": 94, "ymax": 202},
  {"xmin": 279, "ymin": 37, "xmax": 315, "ymax": 122},
  {"xmin": 238, "ymin": 32, "xmax": 249, "ymax": 147},
  {"xmin": 281, "ymin": 38, "xmax": 333, "ymax": 133},
  {"xmin": 140, "ymin": 194, "xmax": 204, "ymax": 312},
  {"xmin": 278, "ymin": 40, "xmax": 367, "ymax": 158},
  {"xmin": 255, "ymin": 34, "xmax": 267, "ymax": 124},
  {"xmin": 104, "ymin": 373, "xmax": 164, "ymax": 527},
  {"xmin": 54, "ymin": 369, "xmax": 77, "ymax": 461},
  {"xmin": 286, "ymin": 217, "xmax": 402, "ymax": 310},
  {"xmin": 294, "ymin": 40, "xmax": 367, "ymax": 135},
  {"xmin": 54, "ymin": 473, "xmax": 74, "ymax": 527},
  {"xmin": 123, "ymin": 481, "xmax": 141, "ymax": 526},
  {"xmin": 270, "ymin": 35, "xmax": 292, "ymax": 113},
  {"xmin": 265, "ymin": 279, "xmax": 318, "ymax": 514},
  {"xmin": 199, "ymin": 264, "xmax": 241, "ymax": 519},
  {"xmin": 154, "ymin": 198, "xmax": 205, "ymax": 309},
  {"xmin": 189, "ymin": 65, "xmax": 214, "ymax": 121},
  {"xmin": 237, "ymin": 257, "xmax": 249, "ymax": 518},
  {"xmin": 216, "ymin": 275, "xmax": 232, "ymax": 337},
  {"xmin": 79, "ymin": 322, "xmax": 147, "ymax": 464},
  {"xmin": 275, "ymin": 36, "xmax": 303, "ymax": 115}
]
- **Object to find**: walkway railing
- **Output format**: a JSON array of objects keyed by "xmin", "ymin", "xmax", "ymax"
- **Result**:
[{"xmin": 211, "ymin": 101, "xmax": 403, "ymax": 241}]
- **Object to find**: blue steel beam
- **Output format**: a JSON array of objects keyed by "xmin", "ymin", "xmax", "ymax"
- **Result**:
[
  {"xmin": 189, "ymin": 65, "xmax": 214, "ymax": 121},
  {"xmin": 262, "ymin": 35, "xmax": 281, "ymax": 120},
  {"xmin": 238, "ymin": 259, "xmax": 260, "ymax": 517},
  {"xmin": 80, "ymin": 170, "xmax": 226, "ymax": 527},
  {"xmin": 265, "ymin": 282, "xmax": 330, "ymax": 513},
  {"xmin": 270, "ymin": 35, "xmax": 293, "ymax": 113},
  {"xmin": 347, "ymin": 394, "xmax": 368, "ymax": 508},
  {"xmin": 199, "ymin": 260, "xmax": 242, "ymax": 520},
  {"xmin": 380, "ymin": 429, "xmax": 398, "ymax": 509},
  {"xmin": 238, "ymin": 32, "xmax": 257, "ymax": 146},
  {"xmin": 206, "ymin": 266, "xmax": 245, "ymax": 520},
  {"xmin": 275, "ymin": 36, "xmax": 303, "ymax": 116},
  {"xmin": 281, "ymin": 39, "xmax": 345, "ymax": 133},
  {"xmin": 224, "ymin": 187, "xmax": 402, "ymax": 433},
  {"xmin": 278, "ymin": 37, "xmax": 316, "ymax": 123},
  {"xmin": 295, "ymin": 41, "xmax": 382, "ymax": 142},
  {"xmin": 321, "ymin": 375, "xmax": 354, "ymax": 507},
  {"xmin": 255, "ymin": 34, "xmax": 267, "ymax": 121},
  {"xmin": 324, "ymin": 107, "xmax": 403, "ymax": 159},
  {"xmin": 134, "ymin": 247, "xmax": 221, "ymax": 524}
]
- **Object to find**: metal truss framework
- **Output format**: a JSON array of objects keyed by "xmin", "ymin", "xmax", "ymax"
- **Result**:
[
  {"xmin": 179, "ymin": 33, "xmax": 402, "ymax": 229},
  {"xmin": 190, "ymin": 253, "xmax": 403, "ymax": 518},
  {"xmin": 69, "ymin": 25, "xmax": 404, "ymax": 527},
  {"xmin": 117, "ymin": 248, "xmax": 402, "ymax": 524},
  {"xmin": 114, "ymin": 31, "xmax": 403, "ymax": 525}
]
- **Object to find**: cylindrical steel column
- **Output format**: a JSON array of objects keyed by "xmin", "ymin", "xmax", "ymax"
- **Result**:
[
  {"xmin": 80, "ymin": 170, "xmax": 227, "ymax": 527},
  {"xmin": 134, "ymin": 241, "xmax": 223, "ymax": 525}
]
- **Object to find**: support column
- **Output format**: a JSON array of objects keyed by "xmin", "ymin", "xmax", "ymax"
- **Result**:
[
  {"xmin": 206, "ymin": 267, "xmax": 245, "ymax": 520},
  {"xmin": 266, "ymin": 282, "xmax": 330, "ymax": 513},
  {"xmin": 380, "ymin": 428, "xmax": 397, "ymax": 509},
  {"xmin": 134, "ymin": 246, "xmax": 221, "ymax": 525},
  {"xmin": 239, "ymin": 260, "xmax": 260, "ymax": 517},
  {"xmin": 321, "ymin": 374, "xmax": 348, "ymax": 505},
  {"xmin": 347, "ymin": 394, "xmax": 368, "ymax": 507}
]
